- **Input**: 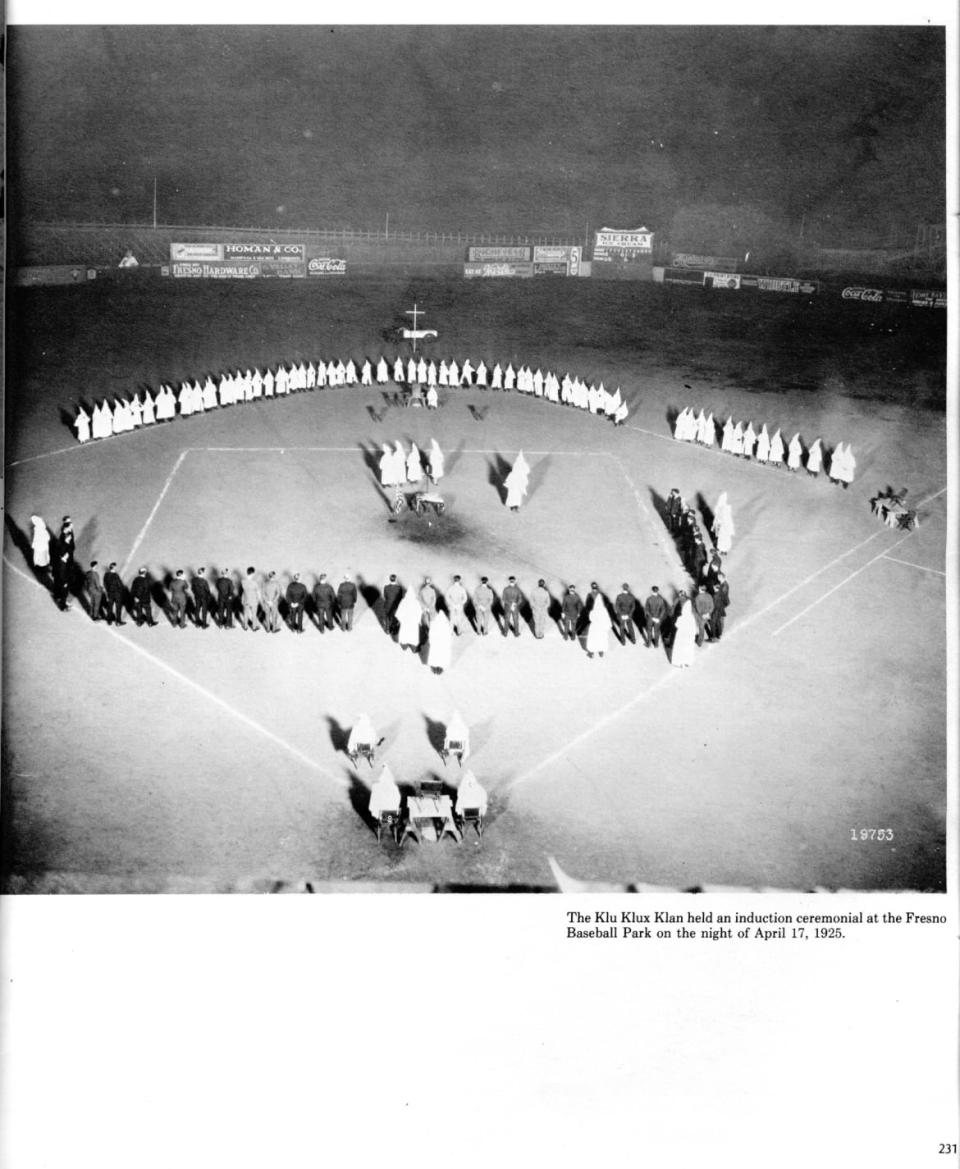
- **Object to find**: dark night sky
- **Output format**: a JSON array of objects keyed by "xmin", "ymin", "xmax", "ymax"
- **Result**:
[{"xmin": 7, "ymin": 24, "xmax": 947, "ymax": 245}]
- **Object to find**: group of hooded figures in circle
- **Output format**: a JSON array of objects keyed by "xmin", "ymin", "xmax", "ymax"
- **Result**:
[
  {"xmin": 379, "ymin": 439, "xmax": 445, "ymax": 491},
  {"xmin": 379, "ymin": 441, "xmax": 531, "ymax": 513},
  {"xmin": 71, "ymin": 352, "xmax": 631, "ymax": 443},
  {"xmin": 672, "ymin": 407, "xmax": 857, "ymax": 486}
]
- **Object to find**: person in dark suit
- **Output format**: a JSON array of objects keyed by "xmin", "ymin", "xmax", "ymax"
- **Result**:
[
  {"xmin": 103, "ymin": 562, "xmax": 126, "ymax": 625},
  {"xmin": 313, "ymin": 573, "xmax": 336, "ymax": 632},
  {"xmin": 337, "ymin": 574, "xmax": 358, "ymax": 631},
  {"xmin": 58, "ymin": 516, "xmax": 77, "ymax": 589},
  {"xmin": 643, "ymin": 586, "xmax": 667, "ymax": 648},
  {"xmin": 560, "ymin": 585, "xmax": 583, "ymax": 641},
  {"xmin": 382, "ymin": 574, "xmax": 403, "ymax": 635},
  {"xmin": 692, "ymin": 586, "xmax": 715, "ymax": 646},
  {"xmin": 702, "ymin": 548, "xmax": 723, "ymax": 587},
  {"xmin": 710, "ymin": 573, "xmax": 730, "ymax": 641},
  {"xmin": 690, "ymin": 535, "xmax": 708, "ymax": 583},
  {"xmin": 84, "ymin": 560, "xmax": 105, "ymax": 622},
  {"xmin": 666, "ymin": 489, "xmax": 683, "ymax": 534},
  {"xmin": 216, "ymin": 569, "xmax": 236, "ymax": 628},
  {"xmin": 169, "ymin": 569, "xmax": 190, "ymax": 628},
  {"xmin": 52, "ymin": 545, "xmax": 73, "ymax": 611},
  {"xmin": 286, "ymin": 573, "xmax": 308, "ymax": 633},
  {"xmin": 502, "ymin": 576, "xmax": 523, "ymax": 637},
  {"xmin": 614, "ymin": 584, "xmax": 637, "ymax": 644},
  {"xmin": 130, "ymin": 567, "xmax": 156, "ymax": 626},
  {"xmin": 192, "ymin": 567, "xmax": 212, "ymax": 628}
]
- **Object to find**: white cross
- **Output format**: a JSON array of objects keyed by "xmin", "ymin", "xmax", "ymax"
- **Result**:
[{"xmin": 402, "ymin": 299, "xmax": 420, "ymax": 331}]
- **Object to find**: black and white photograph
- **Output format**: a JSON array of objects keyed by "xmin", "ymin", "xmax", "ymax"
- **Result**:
[
  {"xmin": 3, "ymin": 18, "xmax": 951, "ymax": 894},
  {"xmin": 2, "ymin": 3, "xmax": 957, "ymax": 1166}
]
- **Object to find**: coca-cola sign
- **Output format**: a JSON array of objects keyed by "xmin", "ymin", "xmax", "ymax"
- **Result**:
[
  {"xmin": 842, "ymin": 286, "xmax": 884, "ymax": 302},
  {"xmin": 307, "ymin": 257, "xmax": 347, "ymax": 275}
]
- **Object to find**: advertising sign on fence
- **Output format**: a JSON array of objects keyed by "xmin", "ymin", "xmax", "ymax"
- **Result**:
[
  {"xmin": 532, "ymin": 245, "xmax": 581, "ymax": 274},
  {"xmin": 841, "ymin": 285, "xmax": 944, "ymax": 308},
  {"xmin": 593, "ymin": 227, "xmax": 653, "ymax": 261},
  {"xmin": 170, "ymin": 243, "xmax": 224, "ymax": 262},
  {"xmin": 841, "ymin": 286, "xmax": 885, "ymax": 302},
  {"xmin": 672, "ymin": 253, "xmax": 738, "ymax": 271},
  {"xmin": 224, "ymin": 242, "xmax": 305, "ymax": 261},
  {"xmin": 15, "ymin": 265, "xmax": 97, "ymax": 286},
  {"xmin": 464, "ymin": 261, "xmax": 534, "ymax": 278},
  {"xmin": 909, "ymin": 288, "xmax": 947, "ymax": 308},
  {"xmin": 171, "ymin": 262, "xmax": 260, "ymax": 279},
  {"xmin": 467, "ymin": 246, "xmax": 532, "ymax": 262},
  {"xmin": 705, "ymin": 271, "xmax": 741, "ymax": 289},
  {"xmin": 307, "ymin": 257, "xmax": 347, "ymax": 276},
  {"xmin": 533, "ymin": 262, "xmax": 569, "ymax": 276},
  {"xmin": 664, "ymin": 267, "xmax": 705, "ymax": 284}
]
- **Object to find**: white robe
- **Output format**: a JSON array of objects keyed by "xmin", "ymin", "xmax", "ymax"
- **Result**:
[
  {"xmin": 787, "ymin": 435, "xmax": 803, "ymax": 470},
  {"xmin": 756, "ymin": 426, "xmax": 770, "ymax": 463},
  {"xmin": 31, "ymin": 520, "xmax": 51, "ymax": 568},
  {"xmin": 396, "ymin": 591, "xmax": 422, "ymax": 648},
  {"xmin": 428, "ymin": 441, "xmax": 444, "ymax": 484},
  {"xmin": 504, "ymin": 460, "xmax": 529, "ymax": 509},
  {"xmin": 448, "ymin": 361, "xmax": 460, "ymax": 386},
  {"xmin": 455, "ymin": 773, "xmax": 488, "ymax": 817},
  {"xmin": 491, "ymin": 363, "xmax": 503, "ymax": 389},
  {"xmin": 407, "ymin": 445, "xmax": 424, "ymax": 483},
  {"xmin": 74, "ymin": 408, "xmax": 91, "ymax": 443},
  {"xmin": 360, "ymin": 361, "xmax": 373, "ymax": 386},
  {"xmin": 416, "ymin": 358, "xmax": 427, "ymax": 384},
  {"xmin": 504, "ymin": 364, "xmax": 515, "ymax": 390},
  {"xmin": 476, "ymin": 362, "xmax": 488, "ymax": 386},
  {"xmin": 407, "ymin": 358, "xmax": 417, "ymax": 384},
  {"xmin": 141, "ymin": 393, "xmax": 156, "ymax": 426},
  {"xmin": 438, "ymin": 361, "xmax": 449, "ymax": 387},
  {"xmin": 376, "ymin": 358, "xmax": 389, "ymax": 384},
  {"xmin": 128, "ymin": 397, "xmax": 143, "ymax": 428},
  {"xmin": 742, "ymin": 424, "xmax": 757, "ymax": 458},
  {"xmin": 393, "ymin": 358, "xmax": 405, "ymax": 383},
  {"xmin": 345, "ymin": 360, "xmax": 357, "ymax": 385},
  {"xmin": 460, "ymin": 360, "xmax": 474, "ymax": 386},
  {"xmin": 379, "ymin": 446, "xmax": 396, "ymax": 487},
  {"xmin": 586, "ymin": 604, "xmax": 611, "ymax": 656},
  {"xmin": 807, "ymin": 440, "xmax": 823, "ymax": 473},
  {"xmin": 769, "ymin": 430, "xmax": 784, "ymax": 464},
  {"xmin": 427, "ymin": 612, "xmax": 453, "ymax": 671},
  {"xmin": 671, "ymin": 603, "xmax": 697, "ymax": 668},
  {"xmin": 721, "ymin": 418, "xmax": 735, "ymax": 452}
]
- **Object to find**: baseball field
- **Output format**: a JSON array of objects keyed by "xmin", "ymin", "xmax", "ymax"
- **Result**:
[{"xmin": 2, "ymin": 275, "xmax": 949, "ymax": 891}]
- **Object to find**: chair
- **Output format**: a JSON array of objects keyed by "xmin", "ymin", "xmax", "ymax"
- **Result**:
[
  {"xmin": 349, "ymin": 742, "xmax": 376, "ymax": 768},
  {"xmin": 417, "ymin": 778, "xmax": 444, "ymax": 799},
  {"xmin": 441, "ymin": 740, "xmax": 466, "ymax": 766},
  {"xmin": 458, "ymin": 806, "xmax": 484, "ymax": 840},
  {"xmin": 376, "ymin": 810, "xmax": 399, "ymax": 844},
  {"xmin": 399, "ymin": 813, "xmax": 422, "ymax": 846}
]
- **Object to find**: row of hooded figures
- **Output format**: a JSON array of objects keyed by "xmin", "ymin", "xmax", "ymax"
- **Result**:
[
  {"xmin": 71, "ymin": 354, "xmax": 630, "ymax": 443},
  {"xmin": 672, "ymin": 407, "xmax": 857, "ymax": 485}
]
